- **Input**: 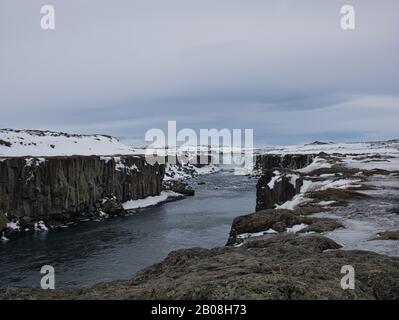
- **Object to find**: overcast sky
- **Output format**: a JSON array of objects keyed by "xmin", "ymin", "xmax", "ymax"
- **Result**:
[{"xmin": 1, "ymin": 0, "xmax": 398, "ymax": 145}]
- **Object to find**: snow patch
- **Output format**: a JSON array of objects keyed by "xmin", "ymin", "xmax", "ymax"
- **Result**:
[
  {"xmin": 297, "ymin": 156, "xmax": 332, "ymax": 173},
  {"xmin": 25, "ymin": 157, "xmax": 46, "ymax": 167},
  {"xmin": 34, "ymin": 221, "xmax": 48, "ymax": 231},
  {"xmin": 286, "ymin": 223, "xmax": 308, "ymax": 233},
  {"xmin": 288, "ymin": 174, "xmax": 300, "ymax": 187},
  {"xmin": 6, "ymin": 221, "xmax": 20, "ymax": 231},
  {"xmin": 236, "ymin": 228, "xmax": 278, "ymax": 240},
  {"xmin": 267, "ymin": 175, "xmax": 281, "ymax": 189},
  {"xmin": 320, "ymin": 179, "xmax": 362, "ymax": 190},
  {"xmin": 318, "ymin": 200, "xmax": 337, "ymax": 206},
  {"xmin": 164, "ymin": 163, "xmax": 219, "ymax": 181},
  {"xmin": 0, "ymin": 129, "xmax": 141, "ymax": 157},
  {"xmin": 122, "ymin": 191, "xmax": 181, "ymax": 210}
]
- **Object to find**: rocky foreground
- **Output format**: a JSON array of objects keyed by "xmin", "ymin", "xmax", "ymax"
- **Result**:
[{"xmin": 1, "ymin": 233, "xmax": 398, "ymax": 300}]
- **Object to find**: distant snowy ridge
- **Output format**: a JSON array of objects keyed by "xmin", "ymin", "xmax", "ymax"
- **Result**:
[
  {"xmin": 2, "ymin": 128, "xmax": 399, "ymax": 158},
  {"xmin": 0, "ymin": 129, "xmax": 143, "ymax": 157},
  {"xmin": 256, "ymin": 139, "xmax": 399, "ymax": 156}
]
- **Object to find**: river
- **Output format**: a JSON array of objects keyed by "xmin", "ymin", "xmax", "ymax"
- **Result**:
[{"xmin": 0, "ymin": 171, "xmax": 256, "ymax": 288}]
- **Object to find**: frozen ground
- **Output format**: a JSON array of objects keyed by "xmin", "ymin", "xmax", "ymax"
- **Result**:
[
  {"xmin": 0, "ymin": 129, "xmax": 142, "ymax": 157},
  {"xmin": 272, "ymin": 151, "xmax": 399, "ymax": 257},
  {"xmin": 3, "ymin": 128, "xmax": 399, "ymax": 158},
  {"xmin": 257, "ymin": 139, "xmax": 399, "ymax": 156},
  {"xmin": 311, "ymin": 172, "xmax": 399, "ymax": 257}
]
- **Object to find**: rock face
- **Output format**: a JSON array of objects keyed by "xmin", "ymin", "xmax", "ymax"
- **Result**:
[
  {"xmin": 163, "ymin": 180, "xmax": 195, "ymax": 196},
  {"xmin": 0, "ymin": 155, "xmax": 164, "ymax": 233},
  {"xmin": 256, "ymin": 172, "xmax": 302, "ymax": 211},
  {"xmin": 226, "ymin": 209, "xmax": 344, "ymax": 246},
  {"xmin": 3, "ymin": 234, "xmax": 399, "ymax": 300},
  {"xmin": 255, "ymin": 154, "xmax": 314, "ymax": 173},
  {"xmin": 254, "ymin": 154, "xmax": 314, "ymax": 211}
]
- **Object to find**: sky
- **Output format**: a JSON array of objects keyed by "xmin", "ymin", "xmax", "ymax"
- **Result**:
[{"xmin": 0, "ymin": 0, "xmax": 398, "ymax": 145}]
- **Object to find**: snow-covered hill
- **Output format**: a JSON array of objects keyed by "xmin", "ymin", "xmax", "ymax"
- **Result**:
[
  {"xmin": 256, "ymin": 140, "xmax": 399, "ymax": 156},
  {"xmin": 0, "ymin": 129, "xmax": 142, "ymax": 157},
  {"xmin": 1, "ymin": 128, "xmax": 399, "ymax": 158}
]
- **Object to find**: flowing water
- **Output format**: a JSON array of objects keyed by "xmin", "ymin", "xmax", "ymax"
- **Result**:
[
  {"xmin": 0, "ymin": 171, "xmax": 257, "ymax": 288},
  {"xmin": 1, "ymin": 170, "xmax": 398, "ymax": 289}
]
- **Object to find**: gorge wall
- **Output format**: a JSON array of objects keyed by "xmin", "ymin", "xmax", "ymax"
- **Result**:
[
  {"xmin": 255, "ymin": 154, "xmax": 315, "ymax": 211},
  {"xmin": 255, "ymin": 154, "xmax": 315, "ymax": 172},
  {"xmin": 0, "ymin": 155, "xmax": 164, "ymax": 236}
]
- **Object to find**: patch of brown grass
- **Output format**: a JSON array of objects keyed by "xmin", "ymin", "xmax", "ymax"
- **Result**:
[{"xmin": 305, "ymin": 188, "xmax": 370, "ymax": 201}]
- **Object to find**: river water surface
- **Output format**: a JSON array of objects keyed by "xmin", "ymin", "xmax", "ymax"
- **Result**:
[{"xmin": 0, "ymin": 171, "xmax": 256, "ymax": 288}]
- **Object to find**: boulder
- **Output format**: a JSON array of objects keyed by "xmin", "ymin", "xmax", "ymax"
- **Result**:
[
  {"xmin": 375, "ymin": 231, "xmax": 399, "ymax": 240},
  {"xmin": 226, "ymin": 209, "xmax": 344, "ymax": 246},
  {"xmin": 163, "ymin": 180, "xmax": 195, "ymax": 196},
  {"xmin": 299, "ymin": 218, "xmax": 344, "ymax": 234},
  {"xmin": 19, "ymin": 216, "xmax": 33, "ymax": 229}
]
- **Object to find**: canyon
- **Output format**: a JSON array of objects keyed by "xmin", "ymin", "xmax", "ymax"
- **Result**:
[{"xmin": 1, "ymin": 131, "xmax": 399, "ymax": 299}]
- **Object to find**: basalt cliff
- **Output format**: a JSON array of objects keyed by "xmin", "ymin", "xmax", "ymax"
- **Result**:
[{"xmin": 0, "ymin": 155, "xmax": 165, "ymax": 238}]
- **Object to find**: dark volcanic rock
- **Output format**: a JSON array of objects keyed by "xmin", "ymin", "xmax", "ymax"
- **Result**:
[
  {"xmin": 256, "ymin": 172, "xmax": 302, "ymax": 211},
  {"xmin": 0, "ymin": 213, "xmax": 7, "ymax": 231},
  {"xmin": 2, "ymin": 234, "xmax": 399, "ymax": 300},
  {"xmin": 389, "ymin": 207, "xmax": 399, "ymax": 215},
  {"xmin": 305, "ymin": 141, "xmax": 332, "ymax": 146},
  {"xmin": 299, "ymin": 218, "xmax": 344, "ymax": 234},
  {"xmin": 100, "ymin": 197, "xmax": 124, "ymax": 216},
  {"xmin": 0, "ymin": 155, "xmax": 164, "ymax": 232},
  {"xmin": 255, "ymin": 154, "xmax": 315, "ymax": 173},
  {"xmin": 227, "ymin": 209, "xmax": 299, "ymax": 244},
  {"xmin": 255, "ymin": 153, "xmax": 316, "ymax": 211},
  {"xmin": 163, "ymin": 180, "xmax": 195, "ymax": 196},
  {"xmin": 0, "ymin": 139, "xmax": 12, "ymax": 147},
  {"xmin": 226, "ymin": 209, "xmax": 344, "ymax": 246},
  {"xmin": 305, "ymin": 188, "xmax": 370, "ymax": 203},
  {"xmin": 375, "ymin": 231, "xmax": 399, "ymax": 240}
]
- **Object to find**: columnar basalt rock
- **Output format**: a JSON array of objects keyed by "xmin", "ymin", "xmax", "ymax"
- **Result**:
[
  {"xmin": 0, "ymin": 155, "xmax": 165, "ymax": 234},
  {"xmin": 255, "ymin": 154, "xmax": 315, "ymax": 173},
  {"xmin": 256, "ymin": 171, "xmax": 303, "ymax": 211},
  {"xmin": 254, "ymin": 154, "xmax": 315, "ymax": 211}
]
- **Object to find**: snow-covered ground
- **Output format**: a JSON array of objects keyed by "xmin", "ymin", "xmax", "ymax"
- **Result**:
[
  {"xmin": 164, "ymin": 163, "xmax": 220, "ymax": 181},
  {"xmin": 272, "ymin": 151, "xmax": 399, "ymax": 256},
  {"xmin": 0, "ymin": 129, "xmax": 142, "ymax": 157},
  {"xmin": 3, "ymin": 129, "xmax": 399, "ymax": 158},
  {"xmin": 256, "ymin": 140, "xmax": 399, "ymax": 156},
  {"xmin": 122, "ymin": 191, "xmax": 182, "ymax": 210}
]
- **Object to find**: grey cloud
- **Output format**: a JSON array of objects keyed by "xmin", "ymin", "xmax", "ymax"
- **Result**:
[{"xmin": 1, "ymin": 0, "xmax": 398, "ymax": 144}]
